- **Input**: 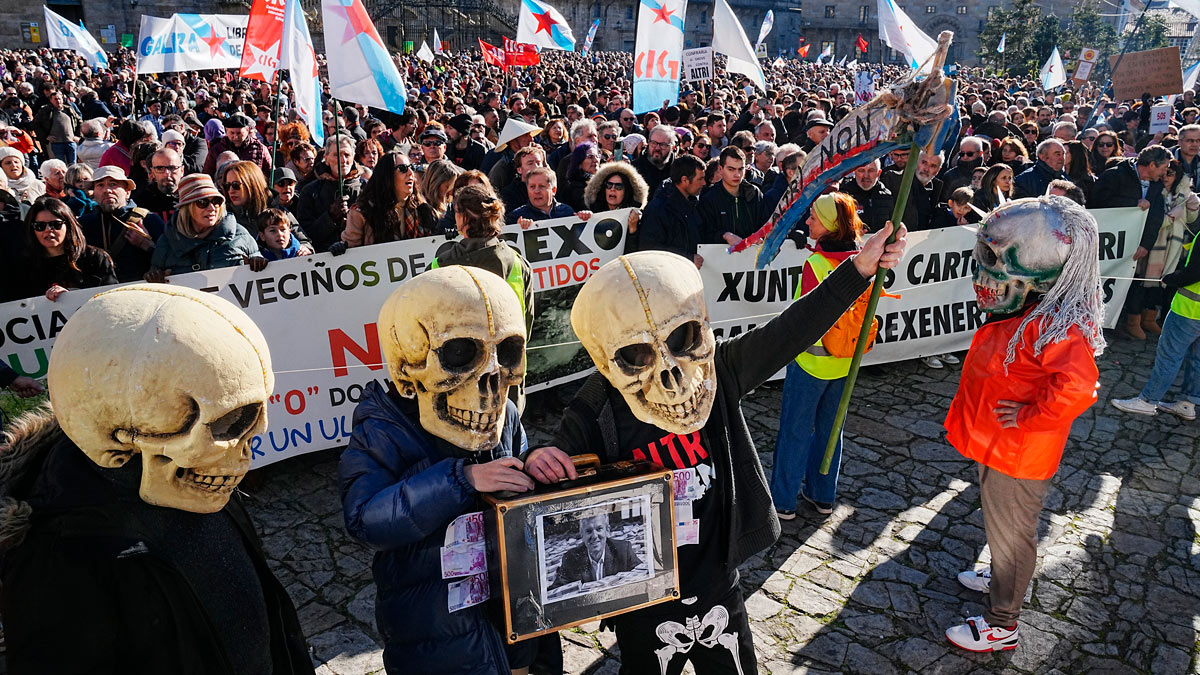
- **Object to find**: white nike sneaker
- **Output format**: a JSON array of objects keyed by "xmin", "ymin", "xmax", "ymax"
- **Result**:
[
  {"xmin": 957, "ymin": 567, "xmax": 992, "ymax": 593},
  {"xmin": 946, "ymin": 616, "xmax": 1018, "ymax": 652}
]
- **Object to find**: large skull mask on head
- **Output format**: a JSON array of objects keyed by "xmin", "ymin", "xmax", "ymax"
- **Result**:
[
  {"xmin": 972, "ymin": 197, "xmax": 1073, "ymax": 314},
  {"xmin": 572, "ymin": 252, "xmax": 716, "ymax": 435},
  {"xmin": 48, "ymin": 285, "xmax": 273, "ymax": 514},
  {"xmin": 379, "ymin": 266, "xmax": 526, "ymax": 452}
]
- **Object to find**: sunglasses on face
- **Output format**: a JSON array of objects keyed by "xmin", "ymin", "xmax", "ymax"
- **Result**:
[
  {"xmin": 193, "ymin": 197, "xmax": 222, "ymax": 209},
  {"xmin": 32, "ymin": 218, "xmax": 66, "ymax": 232},
  {"xmin": 603, "ymin": 134, "xmax": 618, "ymax": 140},
  {"xmin": 604, "ymin": 181, "xmax": 626, "ymax": 190},
  {"xmin": 696, "ymin": 143, "xmax": 710, "ymax": 149},
  {"xmin": 224, "ymin": 181, "xmax": 243, "ymax": 191},
  {"xmin": 1097, "ymin": 142, "xmax": 1115, "ymax": 148},
  {"xmin": 396, "ymin": 163, "xmax": 412, "ymax": 173},
  {"xmin": 422, "ymin": 140, "xmax": 445, "ymax": 147}
]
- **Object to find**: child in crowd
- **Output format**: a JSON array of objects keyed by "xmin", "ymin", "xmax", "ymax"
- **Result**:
[{"xmin": 258, "ymin": 208, "xmax": 301, "ymax": 260}]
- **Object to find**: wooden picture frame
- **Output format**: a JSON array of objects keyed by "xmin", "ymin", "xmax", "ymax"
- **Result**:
[{"xmin": 483, "ymin": 459, "xmax": 680, "ymax": 643}]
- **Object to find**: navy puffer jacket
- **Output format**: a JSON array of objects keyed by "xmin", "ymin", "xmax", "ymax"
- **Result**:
[{"xmin": 338, "ymin": 380, "xmax": 524, "ymax": 675}]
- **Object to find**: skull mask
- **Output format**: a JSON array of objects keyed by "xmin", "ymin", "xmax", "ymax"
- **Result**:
[
  {"xmin": 48, "ymin": 285, "xmax": 273, "ymax": 514},
  {"xmin": 572, "ymin": 252, "xmax": 716, "ymax": 435},
  {"xmin": 379, "ymin": 266, "xmax": 526, "ymax": 452},
  {"xmin": 972, "ymin": 197, "xmax": 1073, "ymax": 314}
]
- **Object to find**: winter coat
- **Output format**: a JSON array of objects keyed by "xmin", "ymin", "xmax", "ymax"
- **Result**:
[
  {"xmin": 76, "ymin": 138, "xmax": 112, "ymax": 171},
  {"xmin": 1011, "ymin": 159, "xmax": 1066, "ymax": 200},
  {"xmin": 151, "ymin": 213, "xmax": 262, "ymax": 274},
  {"xmin": 838, "ymin": 176, "xmax": 895, "ymax": 234},
  {"xmin": 9, "ymin": 245, "xmax": 117, "ymax": 302},
  {"xmin": 697, "ymin": 181, "xmax": 765, "ymax": 243},
  {"xmin": 203, "ymin": 136, "xmax": 273, "ymax": 177},
  {"xmin": 295, "ymin": 166, "xmax": 366, "ymax": 252},
  {"xmin": 637, "ymin": 181, "xmax": 701, "ymax": 258},
  {"xmin": 338, "ymin": 381, "xmax": 521, "ymax": 675},
  {"xmin": 945, "ymin": 305, "xmax": 1099, "ymax": 480},
  {"xmin": 583, "ymin": 161, "xmax": 649, "ymax": 212},
  {"xmin": 0, "ymin": 408, "xmax": 314, "ymax": 675},
  {"xmin": 631, "ymin": 152, "xmax": 674, "ymax": 200},
  {"xmin": 1091, "ymin": 159, "xmax": 1166, "ymax": 250},
  {"xmin": 79, "ymin": 203, "xmax": 167, "ymax": 282},
  {"xmin": 552, "ymin": 260, "xmax": 871, "ymax": 572}
]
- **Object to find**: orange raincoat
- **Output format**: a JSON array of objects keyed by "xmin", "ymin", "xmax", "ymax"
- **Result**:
[{"xmin": 945, "ymin": 306, "xmax": 1100, "ymax": 480}]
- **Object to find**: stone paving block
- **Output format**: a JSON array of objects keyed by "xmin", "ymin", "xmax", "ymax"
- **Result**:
[{"xmin": 309, "ymin": 624, "xmax": 385, "ymax": 674}]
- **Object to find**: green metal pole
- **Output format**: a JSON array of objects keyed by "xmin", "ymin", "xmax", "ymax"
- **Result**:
[
  {"xmin": 820, "ymin": 140, "xmax": 920, "ymax": 474},
  {"xmin": 268, "ymin": 70, "xmax": 282, "ymax": 190}
]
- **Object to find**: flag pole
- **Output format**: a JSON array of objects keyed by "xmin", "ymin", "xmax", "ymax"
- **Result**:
[
  {"xmin": 333, "ymin": 97, "xmax": 345, "ymax": 204},
  {"xmin": 268, "ymin": 69, "xmax": 282, "ymax": 189}
]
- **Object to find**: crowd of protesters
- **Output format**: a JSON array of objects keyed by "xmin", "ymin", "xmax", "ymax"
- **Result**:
[{"xmin": 0, "ymin": 38, "xmax": 1197, "ymax": 673}]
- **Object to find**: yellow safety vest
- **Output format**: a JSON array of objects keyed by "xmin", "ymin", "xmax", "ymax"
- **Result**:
[
  {"xmin": 1171, "ymin": 232, "xmax": 1200, "ymax": 320},
  {"xmin": 795, "ymin": 252, "xmax": 853, "ymax": 380},
  {"xmin": 430, "ymin": 256, "xmax": 527, "ymax": 316}
]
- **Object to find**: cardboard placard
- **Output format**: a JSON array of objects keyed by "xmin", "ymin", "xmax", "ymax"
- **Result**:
[
  {"xmin": 682, "ymin": 47, "xmax": 713, "ymax": 82},
  {"xmin": 1109, "ymin": 46, "xmax": 1183, "ymax": 100},
  {"xmin": 1074, "ymin": 60, "xmax": 1094, "ymax": 82},
  {"xmin": 1150, "ymin": 103, "xmax": 1173, "ymax": 134}
]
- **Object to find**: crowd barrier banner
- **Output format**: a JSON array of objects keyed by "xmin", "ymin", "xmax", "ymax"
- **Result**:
[
  {"xmin": 0, "ymin": 210, "xmax": 632, "ymax": 467},
  {"xmin": 0, "ymin": 207, "xmax": 1141, "ymax": 466},
  {"xmin": 137, "ymin": 14, "xmax": 249, "ymax": 74},
  {"xmin": 700, "ymin": 206, "xmax": 1145, "ymax": 376}
]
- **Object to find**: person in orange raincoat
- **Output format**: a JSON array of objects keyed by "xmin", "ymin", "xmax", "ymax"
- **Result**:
[{"xmin": 943, "ymin": 196, "xmax": 1106, "ymax": 653}]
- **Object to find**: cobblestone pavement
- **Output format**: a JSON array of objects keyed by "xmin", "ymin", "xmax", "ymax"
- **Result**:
[{"xmin": 245, "ymin": 333, "xmax": 1200, "ymax": 675}]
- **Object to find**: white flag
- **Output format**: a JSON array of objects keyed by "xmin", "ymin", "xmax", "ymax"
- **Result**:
[
  {"xmin": 772, "ymin": 56, "xmax": 785, "ymax": 69},
  {"xmin": 417, "ymin": 40, "xmax": 435, "ymax": 62},
  {"xmin": 838, "ymin": 54, "xmax": 847, "ymax": 67},
  {"xmin": 712, "ymin": 0, "xmax": 767, "ymax": 92},
  {"xmin": 434, "ymin": 28, "xmax": 444, "ymax": 54},
  {"xmin": 847, "ymin": 59, "xmax": 858, "ymax": 69},
  {"xmin": 280, "ymin": 0, "xmax": 324, "ymax": 146},
  {"xmin": 755, "ymin": 10, "xmax": 774, "ymax": 47},
  {"xmin": 817, "ymin": 43, "xmax": 832, "ymax": 64},
  {"xmin": 1040, "ymin": 46, "xmax": 1066, "ymax": 90},
  {"xmin": 517, "ymin": 0, "xmax": 576, "ymax": 51},
  {"xmin": 877, "ymin": 0, "xmax": 937, "ymax": 71},
  {"xmin": 43, "ymin": 7, "xmax": 109, "ymax": 69}
]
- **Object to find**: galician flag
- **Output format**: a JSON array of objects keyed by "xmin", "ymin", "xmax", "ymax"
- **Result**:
[
  {"xmin": 1170, "ymin": 60, "xmax": 1200, "ymax": 105},
  {"xmin": 582, "ymin": 19, "xmax": 600, "ymax": 55},
  {"xmin": 633, "ymin": 0, "xmax": 687, "ymax": 113},
  {"xmin": 1040, "ymin": 46, "xmax": 1066, "ymax": 90},
  {"xmin": 817, "ymin": 43, "xmax": 832, "ymax": 63},
  {"xmin": 279, "ymin": 0, "xmax": 324, "ymax": 145},
  {"xmin": 517, "ymin": 0, "xmax": 576, "ymax": 51},
  {"xmin": 43, "ymin": 7, "xmax": 109, "ymax": 69},
  {"xmin": 997, "ymin": 32, "xmax": 1006, "ymax": 53},
  {"xmin": 755, "ymin": 10, "xmax": 774, "ymax": 47},
  {"xmin": 712, "ymin": 0, "xmax": 767, "ymax": 92},
  {"xmin": 321, "ymin": 0, "xmax": 407, "ymax": 113},
  {"xmin": 877, "ymin": 0, "xmax": 937, "ymax": 70},
  {"xmin": 434, "ymin": 28, "xmax": 444, "ymax": 54}
]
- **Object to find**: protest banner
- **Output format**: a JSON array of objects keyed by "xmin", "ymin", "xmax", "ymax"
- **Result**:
[
  {"xmin": 854, "ymin": 70, "xmax": 875, "ymax": 104},
  {"xmin": 0, "ymin": 210, "xmax": 632, "ymax": 467},
  {"xmin": 0, "ymin": 207, "xmax": 1139, "ymax": 467},
  {"xmin": 1150, "ymin": 104, "xmax": 1173, "ymax": 134},
  {"xmin": 136, "ymin": 14, "xmax": 249, "ymax": 74},
  {"xmin": 682, "ymin": 47, "xmax": 713, "ymax": 82},
  {"xmin": 1108, "ymin": 46, "xmax": 1183, "ymax": 101},
  {"xmin": 632, "ymin": 0, "xmax": 686, "ymax": 113}
]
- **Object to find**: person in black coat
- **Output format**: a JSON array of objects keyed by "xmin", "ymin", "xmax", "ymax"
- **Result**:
[
  {"xmin": 550, "ymin": 514, "xmax": 642, "ymax": 588},
  {"xmin": 10, "ymin": 198, "xmax": 117, "ymax": 302},
  {"xmin": 1011, "ymin": 140, "xmax": 1067, "ymax": 199},
  {"xmin": 632, "ymin": 126, "xmax": 677, "ymax": 201},
  {"xmin": 697, "ymin": 147, "xmax": 765, "ymax": 245},
  {"xmin": 635, "ymin": 155, "xmax": 706, "ymax": 264},
  {"xmin": 839, "ymin": 159, "xmax": 894, "ymax": 233}
]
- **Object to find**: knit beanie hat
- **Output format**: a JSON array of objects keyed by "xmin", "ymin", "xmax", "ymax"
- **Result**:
[
  {"xmin": 176, "ymin": 173, "xmax": 224, "ymax": 208},
  {"xmin": 813, "ymin": 193, "xmax": 839, "ymax": 232}
]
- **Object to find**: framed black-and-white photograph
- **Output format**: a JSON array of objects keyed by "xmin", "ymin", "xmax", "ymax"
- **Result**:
[
  {"xmin": 482, "ymin": 459, "xmax": 679, "ymax": 643},
  {"xmin": 537, "ymin": 496, "xmax": 653, "ymax": 605}
]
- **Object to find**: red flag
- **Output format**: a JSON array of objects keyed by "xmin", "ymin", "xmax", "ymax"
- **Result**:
[
  {"xmin": 240, "ymin": 0, "xmax": 285, "ymax": 82},
  {"xmin": 797, "ymin": 44, "xmax": 810, "ymax": 58},
  {"xmin": 855, "ymin": 34, "xmax": 869, "ymax": 53},
  {"xmin": 480, "ymin": 38, "xmax": 508, "ymax": 68},
  {"xmin": 502, "ymin": 37, "xmax": 541, "ymax": 66}
]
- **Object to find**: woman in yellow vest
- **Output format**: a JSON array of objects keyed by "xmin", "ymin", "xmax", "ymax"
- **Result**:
[
  {"xmin": 1111, "ymin": 226, "xmax": 1200, "ymax": 421},
  {"xmin": 770, "ymin": 192, "xmax": 866, "ymax": 519}
]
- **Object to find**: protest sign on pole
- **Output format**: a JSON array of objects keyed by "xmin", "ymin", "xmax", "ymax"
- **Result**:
[
  {"xmin": 1150, "ymin": 104, "xmax": 1174, "ymax": 134},
  {"xmin": 682, "ymin": 47, "xmax": 713, "ymax": 82},
  {"xmin": 137, "ymin": 14, "xmax": 249, "ymax": 74},
  {"xmin": 854, "ymin": 70, "xmax": 875, "ymax": 104},
  {"xmin": 633, "ymin": 0, "xmax": 687, "ymax": 113},
  {"xmin": 1108, "ymin": 46, "xmax": 1183, "ymax": 100}
]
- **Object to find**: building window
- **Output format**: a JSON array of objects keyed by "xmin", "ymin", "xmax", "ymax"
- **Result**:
[
  {"xmin": 626, "ymin": 6, "xmax": 633, "ymax": 19},
  {"xmin": 592, "ymin": 3, "xmax": 599, "ymax": 18},
  {"xmin": 926, "ymin": 5, "xmax": 935, "ymax": 13},
  {"xmin": 956, "ymin": 5, "xmax": 966, "ymax": 13},
  {"xmin": 822, "ymin": 40, "xmax": 835, "ymax": 55},
  {"xmin": 825, "ymin": 5, "xmax": 836, "ymax": 17},
  {"xmin": 860, "ymin": 5, "xmax": 869, "ymax": 21},
  {"xmin": 701, "ymin": 9, "xmax": 707, "ymax": 22}
]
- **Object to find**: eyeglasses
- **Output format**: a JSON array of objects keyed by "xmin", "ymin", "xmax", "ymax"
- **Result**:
[
  {"xmin": 224, "ymin": 181, "xmax": 243, "ymax": 191},
  {"xmin": 696, "ymin": 143, "xmax": 710, "ymax": 149},
  {"xmin": 603, "ymin": 134, "xmax": 618, "ymax": 140},
  {"xmin": 396, "ymin": 164, "xmax": 412, "ymax": 173},
  {"xmin": 193, "ymin": 197, "xmax": 222, "ymax": 209},
  {"xmin": 32, "ymin": 218, "xmax": 66, "ymax": 232},
  {"xmin": 1096, "ymin": 142, "xmax": 1115, "ymax": 148},
  {"xmin": 649, "ymin": 140, "xmax": 672, "ymax": 148},
  {"xmin": 959, "ymin": 151, "xmax": 978, "ymax": 158},
  {"xmin": 604, "ymin": 181, "xmax": 626, "ymax": 190},
  {"xmin": 422, "ymin": 139, "xmax": 445, "ymax": 147},
  {"xmin": 622, "ymin": 117, "xmax": 635, "ymax": 122},
  {"xmin": 153, "ymin": 164, "xmax": 183, "ymax": 173}
]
